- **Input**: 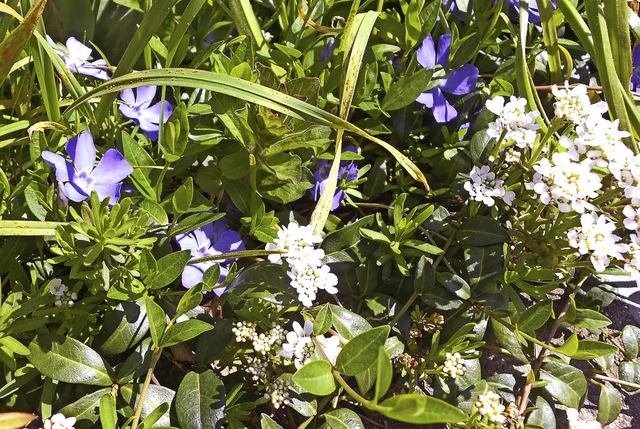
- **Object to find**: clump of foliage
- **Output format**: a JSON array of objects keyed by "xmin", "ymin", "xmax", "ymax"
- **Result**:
[{"xmin": 1, "ymin": 0, "xmax": 640, "ymax": 429}]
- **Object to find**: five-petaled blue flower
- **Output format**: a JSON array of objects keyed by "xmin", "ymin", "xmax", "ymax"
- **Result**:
[
  {"xmin": 416, "ymin": 34, "xmax": 479, "ymax": 123},
  {"xmin": 119, "ymin": 86, "xmax": 174, "ymax": 142},
  {"xmin": 42, "ymin": 132, "xmax": 133, "ymax": 204},
  {"xmin": 176, "ymin": 219, "xmax": 246, "ymax": 293},
  {"xmin": 632, "ymin": 45, "xmax": 640, "ymax": 93},
  {"xmin": 46, "ymin": 36, "xmax": 109, "ymax": 80},
  {"xmin": 505, "ymin": 0, "xmax": 555, "ymax": 24},
  {"xmin": 312, "ymin": 146, "xmax": 359, "ymax": 211}
]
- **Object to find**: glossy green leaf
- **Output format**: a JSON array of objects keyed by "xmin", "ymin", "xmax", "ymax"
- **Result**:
[
  {"xmin": 414, "ymin": 255, "xmax": 435, "ymax": 294},
  {"xmin": 145, "ymin": 296, "xmax": 166, "ymax": 347},
  {"xmin": 94, "ymin": 300, "xmax": 149, "ymax": 356},
  {"xmin": 619, "ymin": 361, "xmax": 640, "ymax": 391},
  {"xmin": 374, "ymin": 346, "xmax": 392, "ymax": 403},
  {"xmin": 176, "ymin": 370, "xmax": 226, "ymax": 429},
  {"xmin": 335, "ymin": 326, "xmax": 390, "ymax": 376},
  {"xmin": 146, "ymin": 250, "xmax": 191, "ymax": 289},
  {"xmin": 622, "ymin": 325, "xmax": 640, "ymax": 358},
  {"xmin": 597, "ymin": 384, "xmax": 622, "ymax": 425},
  {"xmin": 517, "ymin": 300, "xmax": 553, "ymax": 333},
  {"xmin": 59, "ymin": 388, "xmax": 110, "ymax": 427},
  {"xmin": 458, "ymin": 217, "xmax": 509, "ymax": 246},
  {"xmin": 540, "ymin": 361, "xmax": 587, "ymax": 408},
  {"xmin": 313, "ymin": 305, "xmax": 333, "ymax": 336},
  {"xmin": 377, "ymin": 394, "xmax": 467, "ymax": 424},
  {"xmin": 260, "ymin": 414, "xmax": 283, "ymax": 429},
  {"xmin": 292, "ymin": 360, "xmax": 336, "ymax": 396},
  {"xmin": 525, "ymin": 395, "xmax": 556, "ymax": 429},
  {"xmin": 120, "ymin": 384, "xmax": 175, "ymax": 427},
  {"xmin": 571, "ymin": 340, "xmax": 618, "ymax": 360},
  {"xmin": 381, "ymin": 68, "xmax": 434, "ymax": 111},
  {"xmin": 324, "ymin": 408, "xmax": 364, "ymax": 429},
  {"xmin": 28, "ymin": 335, "xmax": 112, "ymax": 386},
  {"xmin": 0, "ymin": 413, "xmax": 37, "ymax": 429},
  {"xmin": 161, "ymin": 320, "xmax": 213, "ymax": 347},
  {"xmin": 99, "ymin": 393, "xmax": 117, "ymax": 429}
]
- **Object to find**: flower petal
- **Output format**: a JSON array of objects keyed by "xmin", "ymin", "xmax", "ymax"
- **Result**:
[
  {"xmin": 440, "ymin": 64, "xmax": 479, "ymax": 95},
  {"xmin": 634, "ymin": 45, "xmax": 640, "ymax": 67},
  {"xmin": 91, "ymin": 149, "xmax": 133, "ymax": 185},
  {"xmin": 416, "ymin": 35, "xmax": 436, "ymax": 69},
  {"xmin": 120, "ymin": 88, "xmax": 136, "ymax": 105},
  {"xmin": 135, "ymin": 86, "xmax": 158, "ymax": 108},
  {"xmin": 436, "ymin": 34, "xmax": 451, "ymax": 67},
  {"xmin": 66, "ymin": 132, "xmax": 96, "ymax": 174},
  {"xmin": 77, "ymin": 61, "xmax": 109, "ymax": 80},
  {"xmin": 416, "ymin": 88, "xmax": 436, "ymax": 108},
  {"xmin": 181, "ymin": 263, "xmax": 207, "ymax": 289},
  {"xmin": 62, "ymin": 182, "xmax": 90, "ymax": 202},
  {"xmin": 213, "ymin": 229, "xmax": 245, "ymax": 256},
  {"xmin": 430, "ymin": 87, "xmax": 458, "ymax": 123},
  {"xmin": 65, "ymin": 37, "xmax": 92, "ymax": 62},
  {"xmin": 42, "ymin": 151, "xmax": 73, "ymax": 182},
  {"xmin": 92, "ymin": 183, "xmax": 122, "ymax": 204},
  {"xmin": 140, "ymin": 101, "xmax": 173, "ymax": 126},
  {"xmin": 176, "ymin": 232, "xmax": 200, "ymax": 254}
]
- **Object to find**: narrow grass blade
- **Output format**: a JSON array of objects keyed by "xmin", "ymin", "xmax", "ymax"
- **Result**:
[
  {"xmin": 0, "ymin": 0, "xmax": 47, "ymax": 86},
  {"xmin": 538, "ymin": 0, "xmax": 563, "ymax": 83},
  {"xmin": 166, "ymin": 0, "xmax": 207, "ymax": 67},
  {"xmin": 0, "ymin": 220, "xmax": 66, "ymax": 236}
]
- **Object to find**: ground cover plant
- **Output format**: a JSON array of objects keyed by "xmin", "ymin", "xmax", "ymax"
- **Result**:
[{"xmin": 2, "ymin": 0, "xmax": 640, "ymax": 428}]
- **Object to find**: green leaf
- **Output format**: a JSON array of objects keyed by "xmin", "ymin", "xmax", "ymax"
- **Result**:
[
  {"xmin": 175, "ymin": 286, "xmax": 203, "ymax": 319},
  {"xmin": 27, "ymin": 335, "xmax": 112, "ymax": 386},
  {"xmin": 219, "ymin": 151, "xmax": 249, "ymax": 180},
  {"xmin": 540, "ymin": 361, "xmax": 587, "ymax": 408},
  {"xmin": 292, "ymin": 360, "xmax": 336, "ymax": 396},
  {"xmin": 168, "ymin": 213, "xmax": 225, "ymax": 238},
  {"xmin": 122, "ymin": 131, "xmax": 156, "ymax": 200},
  {"xmin": 598, "ymin": 384, "xmax": 622, "ymax": 425},
  {"xmin": 94, "ymin": 300, "xmax": 149, "ymax": 356},
  {"xmin": 374, "ymin": 346, "xmax": 392, "ymax": 403},
  {"xmin": 377, "ymin": 394, "xmax": 467, "ymax": 424},
  {"xmin": 99, "ymin": 393, "xmax": 117, "ymax": 429},
  {"xmin": 335, "ymin": 326, "xmax": 390, "ymax": 376},
  {"xmin": 572, "ymin": 309, "xmax": 612, "ymax": 331},
  {"xmin": 0, "ymin": 413, "xmax": 37, "ymax": 429},
  {"xmin": 59, "ymin": 388, "xmax": 110, "ymax": 427},
  {"xmin": 572, "ymin": 340, "xmax": 618, "ymax": 360},
  {"xmin": 161, "ymin": 320, "xmax": 213, "ymax": 347},
  {"xmin": 517, "ymin": 300, "xmax": 553, "ymax": 333},
  {"xmin": 414, "ymin": 255, "xmax": 435, "ymax": 294},
  {"xmin": 554, "ymin": 333, "xmax": 579, "ymax": 357},
  {"xmin": 146, "ymin": 250, "xmax": 191, "ymax": 289},
  {"xmin": 618, "ymin": 361, "xmax": 640, "ymax": 391},
  {"xmin": 139, "ymin": 199, "xmax": 169, "ymax": 225},
  {"xmin": 491, "ymin": 319, "xmax": 528, "ymax": 363},
  {"xmin": 260, "ymin": 414, "xmax": 283, "ymax": 429},
  {"xmin": 172, "ymin": 178, "xmax": 194, "ymax": 215},
  {"xmin": 145, "ymin": 296, "xmax": 166, "ymax": 347},
  {"xmin": 313, "ymin": 305, "xmax": 333, "ymax": 336},
  {"xmin": 525, "ymin": 395, "xmax": 556, "ymax": 429},
  {"xmin": 176, "ymin": 370, "xmax": 226, "ymax": 429},
  {"xmin": 458, "ymin": 217, "xmax": 509, "ymax": 246},
  {"xmin": 0, "ymin": 336, "xmax": 29, "ymax": 356},
  {"xmin": 464, "ymin": 245, "xmax": 504, "ymax": 286},
  {"xmin": 381, "ymin": 68, "xmax": 434, "ymax": 111},
  {"xmin": 622, "ymin": 325, "xmax": 640, "ymax": 358},
  {"xmin": 138, "ymin": 402, "xmax": 169, "ymax": 429},
  {"xmin": 324, "ymin": 408, "xmax": 364, "ymax": 429},
  {"xmin": 120, "ymin": 384, "xmax": 175, "ymax": 427},
  {"xmin": 329, "ymin": 304, "xmax": 372, "ymax": 339}
]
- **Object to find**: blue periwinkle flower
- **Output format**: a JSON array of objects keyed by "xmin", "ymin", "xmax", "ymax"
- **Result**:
[
  {"xmin": 632, "ymin": 45, "xmax": 640, "ymax": 92},
  {"xmin": 176, "ymin": 219, "xmax": 246, "ymax": 293},
  {"xmin": 46, "ymin": 36, "xmax": 109, "ymax": 80},
  {"xmin": 416, "ymin": 34, "xmax": 479, "ymax": 123},
  {"xmin": 312, "ymin": 146, "xmax": 359, "ymax": 211},
  {"xmin": 119, "ymin": 86, "xmax": 174, "ymax": 142},
  {"xmin": 505, "ymin": 0, "xmax": 556, "ymax": 24},
  {"xmin": 42, "ymin": 132, "xmax": 133, "ymax": 204}
]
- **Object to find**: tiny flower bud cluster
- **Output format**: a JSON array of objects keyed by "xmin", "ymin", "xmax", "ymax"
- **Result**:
[
  {"xmin": 233, "ymin": 321, "xmax": 285, "ymax": 356},
  {"xmin": 49, "ymin": 280, "xmax": 78, "ymax": 307},
  {"xmin": 264, "ymin": 378, "xmax": 292, "ymax": 409},
  {"xmin": 442, "ymin": 352, "xmax": 466, "ymax": 379},
  {"xmin": 267, "ymin": 222, "xmax": 338, "ymax": 307},
  {"xmin": 42, "ymin": 413, "xmax": 76, "ymax": 429},
  {"xmin": 280, "ymin": 320, "xmax": 342, "ymax": 369},
  {"xmin": 247, "ymin": 357, "xmax": 269, "ymax": 382},
  {"xmin": 232, "ymin": 321, "xmax": 257, "ymax": 343},
  {"xmin": 474, "ymin": 391, "xmax": 507, "ymax": 425},
  {"xmin": 464, "ymin": 165, "xmax": 515, "ymax": 207},
  {"xmin": 486, "ymin": 95, "xmax": 541, "ymax": 149}
]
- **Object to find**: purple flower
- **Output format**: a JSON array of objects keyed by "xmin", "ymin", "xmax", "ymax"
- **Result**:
[
  {"xmin": 505, "ymin": 0, "xmax": 555, "ymax": 24},
  {"xmin": 176, "ymin": 219, "xmax": 245, "ymax": 293},
  {"xmin": 320, "ymin": 38, "xmax": 336, "ymax": 61},
  {"xmin": 416, "ymin": 34, "xmax": 479, "ymax": 123},
  {"xmin": 119, "ymin": 86, "xmax": 173, "ymax": 142},
  {"xmin": 46, "ymin": 36, "xmax": 109, "ymax": 80},
  {"xmin": 632, "ymin": 45, "xmax": 640, "ymax": 92},
  {"xmin": 312, "ymin": 147, "xmax": 359, "ymax": 211},
  {"xmin": 42, "ymin": 132, "xmax": 133, "ymax": 204}
]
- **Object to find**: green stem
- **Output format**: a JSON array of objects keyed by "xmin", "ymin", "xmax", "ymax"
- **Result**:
[
  {"xmin": 130, "ymin": 347, "xmax": 162, "ymax": 429},
  {"xmin": 332, "ymin": 370, "xmax": 377, "ymax": 410},
  {"xmin": 593, "ymin": 374, "xmax": 640, "ymax": 390},
  {"xmin": 187, "ymin": 249, "xmax": 285, "ymax": 264}
]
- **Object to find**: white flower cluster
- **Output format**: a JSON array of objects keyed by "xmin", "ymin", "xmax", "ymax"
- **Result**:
[
  {"xmin": 264, "ymin": 377, "xmax": 292, "ymax": 409},
  {"xmin": 232, "ymin": 322, "xmax": 285, "ymax": 356},
  {"xmin": 486, "ymin": 96, "xmax": 541, "ymax": 149},
  {"xmin": 247, "ymin": 357, "xmax": 269, "ymax": 382},
  {"xmin": 41, "ymin": 414, "xmax": 76, "ymax": 429},
  {"xmin": 566, "ymin": 408, "xmax": 602, "ymax": 429},
  {"xmin": 267, "ymin": 223, "xmax": 338, "ymax": 307},
  {"xmin": 551, "ymin": 82, "xmax": 608, "ymax": 124},
  {"xmin": 464, "ymin": 165, "xmax": 515, "ymax": 207},
  {"xmin": 49, "ymin": 280, "xmax": 78, "ymax": 307},
  {"xmin": 441, "ymin": 352, "xmax": 466, "ymax": 379},
  {"xmin": 474, "ymin": 391, "xmax": 506, "ymax": 425},
  {"xmin": 568, "ymin": 213, "xmax": 627, "ymax": 272},
  {"xmin": 280, "ymin": 320, "xmax": 342, "ymax": 369}
]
